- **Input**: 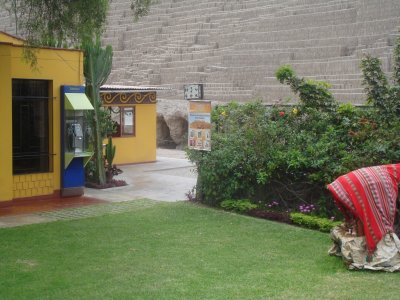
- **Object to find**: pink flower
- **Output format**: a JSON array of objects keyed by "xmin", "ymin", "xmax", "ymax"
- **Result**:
[{"xmin": 279, "ymin": 111, "xmax": 285, "ymax": 117}]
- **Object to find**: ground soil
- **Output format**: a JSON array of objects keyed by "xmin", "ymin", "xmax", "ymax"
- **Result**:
[
  {"xmin": 247, "ymin": 209, "xmax": 292, "ymax": 224},
  {"xmin": 85, "ymin": 179, "xmax": 127, "ymax": 189}
]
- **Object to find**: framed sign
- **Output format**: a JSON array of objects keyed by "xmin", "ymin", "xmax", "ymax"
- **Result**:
[{"xmin": 188, "ymin": 100, "xmax": 211, "ymax": 151}]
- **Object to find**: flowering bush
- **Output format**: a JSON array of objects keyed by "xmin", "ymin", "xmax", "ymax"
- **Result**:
[
  {"xmin": 187, "ymin": 97, "xmax": 400, "ymax": 216},
  {"xmin": 187, "ymin": 37, "xmax": 400, "ymax": 218},
  {"xmin": 298, "ymin": 204, "xmax": 316, "ymax": 214},
  {"xmin": 267, "ymin": 201, "xmax": 280, "ymax": 209}
]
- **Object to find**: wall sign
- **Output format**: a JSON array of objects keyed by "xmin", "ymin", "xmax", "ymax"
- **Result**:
[{"xmin": 184, "ymin": 84, "xmax": 203, "ymax": 100}]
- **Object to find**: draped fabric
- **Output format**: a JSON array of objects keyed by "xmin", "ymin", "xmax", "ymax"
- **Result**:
[{"xmin": 327, "ymin": 164, "xmax": 400, "ymax": 253}]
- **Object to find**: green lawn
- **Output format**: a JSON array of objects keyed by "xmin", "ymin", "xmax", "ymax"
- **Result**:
[{"xmin": 0, "ymin": 200, "xmax": 398, "ymax": 300}]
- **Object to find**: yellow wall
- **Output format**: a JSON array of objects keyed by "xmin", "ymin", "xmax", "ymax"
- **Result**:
[
  {"xmin": 0, "ymin": 39, "xmax": 83, "ymax": 202},
  {"xmin": 0, "ymin": 44, "xmax": 13, "ymax": 201},
  {"xmin": 108, "ymin": 104, "xmax": 157, "ymax": 165},
  {"xmin": 13, "ymin": 174, "xmax": 55, "ymax": 199},
  {"xmin": 0, "ymin": 32, "xmax": 24, "ymax": 45}
]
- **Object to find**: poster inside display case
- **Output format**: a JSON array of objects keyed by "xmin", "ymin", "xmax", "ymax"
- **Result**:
[{"xmin": 188, "ymin": 100, "xmax": 211, "ymax": 151}]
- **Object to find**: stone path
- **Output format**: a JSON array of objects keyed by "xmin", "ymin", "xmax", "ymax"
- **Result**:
[
  {"xmin": 0, "ymin": 149, "xmax": 197, "ymax": 228},
  {"xmin": 84, "ymin": 150, "xmax": 196, "ymax": 202},
  {"xmin": 0, "ymin": 200, "xmax": 160, "ymax": 228}
]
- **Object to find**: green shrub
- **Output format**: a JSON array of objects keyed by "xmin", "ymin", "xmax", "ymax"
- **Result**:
[
  {"xmin": 187, "ymin": 97, "xmax": 400, "ymax": 212},
  {"xmin": 220, "ymin": 199, "xmax": 257, "ymax": 213},
  {"xmin": 187, "ymin": 37, "xmax": 400, "ymax": 217},
  {"xmin": 290, "ymin": 212, "xmax": 341, "ymax": 233}
]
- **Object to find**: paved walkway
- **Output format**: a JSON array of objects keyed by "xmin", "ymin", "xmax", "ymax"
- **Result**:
[
  {"xmin": 85, "ymin": 150, "xmax": 196, "ymax": 202},
  {"xmin": 0, "ymin": 149, "xmax": 197, "ymax": 228}
]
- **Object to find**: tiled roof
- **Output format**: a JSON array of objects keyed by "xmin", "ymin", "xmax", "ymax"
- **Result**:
[{"xmin": 100, "ymin": 84, "xmax": 171, "ymax": 92}]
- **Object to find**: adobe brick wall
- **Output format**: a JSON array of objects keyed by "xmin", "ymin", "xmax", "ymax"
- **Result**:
[{"xmin": 101, "ymin": 0, "xmax": 400, "ymax": 105}]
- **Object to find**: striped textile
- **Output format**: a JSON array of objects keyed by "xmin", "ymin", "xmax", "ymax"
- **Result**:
[{"xmin": 327, "ymin": 164, "xmax": 400, "ymax": 253}]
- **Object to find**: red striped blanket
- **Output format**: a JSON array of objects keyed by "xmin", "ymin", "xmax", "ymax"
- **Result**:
[{"xmin": 327, "ymin": 164, "xmax": 400, "ymax": 253}]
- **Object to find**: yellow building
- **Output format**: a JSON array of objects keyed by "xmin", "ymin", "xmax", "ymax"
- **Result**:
[
  {"xmin": 100, "ymin": 86, "xmax": 157, "ymax": 165},
  {"xmin": 0, "ymin": 31, "xmax": 84, "ymax": 202},
  {"xmin": 0, "ymin": 32, "xmax": 158, "ymax": 203}
]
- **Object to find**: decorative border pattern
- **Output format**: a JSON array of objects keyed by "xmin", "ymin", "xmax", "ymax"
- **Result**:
[{"xmin": 100, "ymin": 92, "xmax": 157, "ymax": 105}]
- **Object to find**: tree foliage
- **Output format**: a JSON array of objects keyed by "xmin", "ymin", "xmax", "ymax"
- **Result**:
[
  {"xmin": 393, "ymin": 36, "xmax": 400, "ymax": 86},
  {"xmin": 1, "ymin": 0, "xmax": 154, "ymax": 47},
  {"xmin": 130, "ymin": 0, "xmax": 153, "ymax": 21},
  {"xmin": 275, "ymin": 64, "xmax": 336, "ymax": 112},
  {"xmin": 360, "ymin": 36, "xmax": 400, "ymax": 123},
  {"xmin": 2, "ymin": 0, "xmax": 108, "ymax": 46}
]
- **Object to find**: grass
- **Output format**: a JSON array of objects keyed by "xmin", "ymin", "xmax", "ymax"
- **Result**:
[{"xmin": 0, "ymin": 200, "xmax": 399, "ymax": 299}]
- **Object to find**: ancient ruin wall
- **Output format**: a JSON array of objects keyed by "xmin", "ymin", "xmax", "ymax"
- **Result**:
[
  {"xmin": 103, "ymin": 0, "xmax": 400, "ymax": 105},
  {"xmin": 2, "ymin": 0, "xmax": 400, "ymax": 148},
  {"xmin": 2, "ymin": 1, "xmax": 400, "ymax": 103}
]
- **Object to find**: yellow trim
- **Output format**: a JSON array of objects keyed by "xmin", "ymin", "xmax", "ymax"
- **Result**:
[
  {"xmin": 0, "ymin": 31, "xmax": 24, "ymax": 45},
  {"xmin": 64, "ymin": 151, "xmax": 93, "ymax": 169},
  {"xmin": 64, "ymin": 152, "xmax": 75, "ymax": 169},
  {"xmin": 65, "ymin": 93, "xmax": 94, "ymax": 110}
]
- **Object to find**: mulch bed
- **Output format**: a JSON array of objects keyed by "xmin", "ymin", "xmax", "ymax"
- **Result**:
[
  {"xmin": 247, "ymin": 209, "xmax": 292, "ymax": 225},
  {"xmin": 85, "ymin": 179, "xmax": 127, "ymax": 189}
]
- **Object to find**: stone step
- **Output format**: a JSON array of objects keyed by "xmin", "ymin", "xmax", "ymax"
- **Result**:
[
  {"xmin": 220, "ymin": 46, "xmax": 348, "ymax": 66},
  {"xmin": 215, "ymin": 18, "xmax": 400, "ymax": 48},
  {"xmin": 264, "ymin": 76, "xmax": 363, "ymax": 90},
  {"xmin": 275, "ymin": 1, "xmax": 355, "ymax": 18},
  {"xmin": 252, "ymin": 85, "xmax": 366, "ymax": 105},
  {"xmin": 259, "ymin": 7, "xmax": 358, "ymax": 31}
]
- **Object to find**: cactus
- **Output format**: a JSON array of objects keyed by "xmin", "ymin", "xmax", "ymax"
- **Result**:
[
  {"xmin": 83, "ymin": 39, "xmax": 113, "ymax": 185},
  {"xmin": 105, "ymin": 136, "xmax": 116, "ymax": 182}
]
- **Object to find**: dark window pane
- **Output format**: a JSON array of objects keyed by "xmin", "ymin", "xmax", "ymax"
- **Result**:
[
  {"xmin": 108, "ymin": 106, "xmax": 135, "ymax": 137},
  {"xmin": 12, "ymin": 79, "xmax": 51, "ymax": 174}
]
